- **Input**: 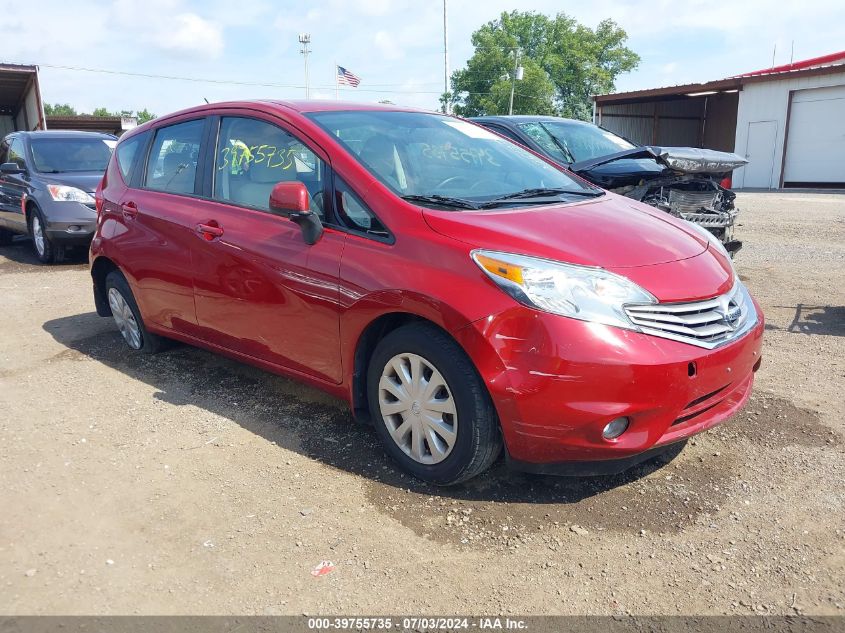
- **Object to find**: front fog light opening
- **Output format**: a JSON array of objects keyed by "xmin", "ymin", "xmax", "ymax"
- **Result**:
[{"xmin": 602, "ymin": 417, "xmax": 630, "ymax": 440}]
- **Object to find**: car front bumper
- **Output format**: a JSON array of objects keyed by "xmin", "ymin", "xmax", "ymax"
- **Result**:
[
  {"xmin": 43, "ymin": 201, "xmax": 97, "ymax": 245},
  {"xmin": 455, "ymin": 301, "xmax": 764, "ymax": 471}
]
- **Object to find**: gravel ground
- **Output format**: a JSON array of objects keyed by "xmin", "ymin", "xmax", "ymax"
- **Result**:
[{"xmin": 0, "ymin": 192, "xmax": 843, "ymax": 615}]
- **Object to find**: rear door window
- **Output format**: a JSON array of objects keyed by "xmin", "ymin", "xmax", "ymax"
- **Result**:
[{"xmin": 145, "ymin": 120, "xmax": 204, "ymax": 195}]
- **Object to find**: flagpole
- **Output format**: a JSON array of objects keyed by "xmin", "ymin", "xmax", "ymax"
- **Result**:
[{"xmin": 335, "ymin": 61, "xmax": 339, "ymax": 100}]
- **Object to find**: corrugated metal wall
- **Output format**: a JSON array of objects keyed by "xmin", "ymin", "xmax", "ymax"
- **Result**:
[{"xmin": 597, "ymin": 98, "xmax": 706, "ymax": 146}]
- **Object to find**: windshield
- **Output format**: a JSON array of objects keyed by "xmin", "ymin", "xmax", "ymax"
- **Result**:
[
  {"xmin": 519, "ymin": 121, "xmax": 637, "ymax": 163},
  {"xmin": 29, "ymin": 138, "xmax": 113, "ymax": 173},
  {"xmin": 307, "ymin": 111, "xmax": 597, "ymax": 207}
]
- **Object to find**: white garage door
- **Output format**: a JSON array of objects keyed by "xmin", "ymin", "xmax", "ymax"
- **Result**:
[{"xmin": 783, "ymin": 84, "xmax": 845, "ymax": 185}]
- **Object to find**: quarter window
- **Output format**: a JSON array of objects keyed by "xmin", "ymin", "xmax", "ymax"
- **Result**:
[
  {"xmin": 213, "ymin": 117, "xmax": 325, "ymax": 218},
  {"xmin": 145, "ymin": 120, "xmax": 204, "ymax": 194},
  {"xmin": 116, "ymin": 133, "xmax": 147, "ymax": 182},
  {"xmin": 333, "ymin": 176, "xmax": 388, "ymax": 237}
]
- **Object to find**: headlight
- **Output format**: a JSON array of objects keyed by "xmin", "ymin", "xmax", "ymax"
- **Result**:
[
  {"xmin": 684, "ymin": 220, "xmax": 731, "ymax": 261},
  {"xmin": 47, "ymin": 185, "xmax": 95, "ymax": 204},
  {"xmin": 472, "ymin": 250, "xmax": 656, "ymax": 330}
]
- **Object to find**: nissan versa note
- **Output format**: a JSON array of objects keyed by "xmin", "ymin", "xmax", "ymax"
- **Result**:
[{"xmin": 90, "ymin": 101, "xmax": 764, "ymax": 485}]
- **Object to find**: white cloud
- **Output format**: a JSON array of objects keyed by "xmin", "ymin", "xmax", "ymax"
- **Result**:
[{"xmin": 152, "ymin": 13, "xmax": 224, "ymax": 59}]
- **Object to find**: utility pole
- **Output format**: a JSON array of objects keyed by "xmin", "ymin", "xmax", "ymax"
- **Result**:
[
  {"xmin": 508, "ymin": 48, "xmax": 522, "ymax": 115},
  {"xmin": 443, "ymin": 0, "xmax": 449, "ymax": 114},
  {"xmin": 299, "ymin": 33, "xmax": 311, "ymax": 99}
]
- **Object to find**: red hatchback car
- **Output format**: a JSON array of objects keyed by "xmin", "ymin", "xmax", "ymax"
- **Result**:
[{"xmin": 90, "ymin": 101, "xmax": 763, "ymax": 485}]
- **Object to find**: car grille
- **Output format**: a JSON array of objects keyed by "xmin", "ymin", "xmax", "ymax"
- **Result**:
[
  {"xmin": 668, "ymin": 189, "xmax": 736, "ymax": 228},
  {"xmin": 624, "ymin": 281, "xmax": 757, "ymax": 349},
  {"xmin": 668, "ymin": 189, "xmax": 718, "ymax": 214}
]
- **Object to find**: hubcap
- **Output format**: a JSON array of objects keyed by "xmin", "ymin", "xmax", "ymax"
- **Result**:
[
  {"xmin": 378, "ymin": 352, "xmax": 457, "ymax": 465},
  {"xmin": 32, "ymin": 216, "xmax": 45, "ymax": 256},
  {"xmin": 108, "ymin": 287, "xmax": 142, "ymax": 350}
]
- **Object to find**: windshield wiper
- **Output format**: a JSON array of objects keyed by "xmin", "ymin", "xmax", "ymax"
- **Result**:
[
  {"xmin": 539, "ymin": 123, "xmax": 576, "ymax": 164},
  {"xmin": 481, "ymin": 187, "xmax": 603, "ymax": 208},
  {"xmin": 401, "ymin": 194, "xmax": 480, "ymax": 210}
]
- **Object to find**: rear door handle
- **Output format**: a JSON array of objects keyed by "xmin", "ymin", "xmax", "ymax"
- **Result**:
[
  {"xmin": 197, "ymin": 222, "xmax": 224, "ymax": 240},
  {"xmin": 121, "ymin": 201, "xmax": 138, "ymax": 219}
]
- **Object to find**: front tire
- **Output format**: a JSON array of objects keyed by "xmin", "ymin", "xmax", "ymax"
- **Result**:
[
  {"xmin": 28, "ymin": 208, "xmax": 54, "ymax": 264},
  {"xmin": 367, "ymin": 323, "xmax": 502, "ymax": 485},
  {"xmin": 104, "ymin": 270, "xmax": 165, "ymax": 354}
]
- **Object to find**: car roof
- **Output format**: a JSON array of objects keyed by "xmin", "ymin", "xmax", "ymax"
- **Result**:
[
  {"xmin": 120, "ymin": 99, "xmax": 445, "ymax": 140},
  {"xmin": 12, "ymin": 130, "xmax": 117, "ymax": 141},
  {"xmin": 152, "ymin": 99, "xmax": 433, "ymax": 121},
  {"xmin": 471, "ymin": 115, "xmax": 594, "ymax": 126}
]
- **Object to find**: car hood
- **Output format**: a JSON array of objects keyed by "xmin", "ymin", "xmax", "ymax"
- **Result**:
[
  {"xmin": 38, "ymin": 172, "xmax": 103, "ymax": 194},
  {"xmin": 422, "ymin": 192, "xmax": 708, "ymax": 269},
  {"xmin": 571, "ymin": 146, "xmax": 747, "ymax": 176}
]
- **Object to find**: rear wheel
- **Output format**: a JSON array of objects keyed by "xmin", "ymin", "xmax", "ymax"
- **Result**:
[
  {"xmin": 28, "ymin": 208, "xmax": 54, "ymax": 264},
  {"xmin": 367, "ymin": 323, "xmax": 502, "ymax": 485},
  {"xmin": 105, "ymin": 270, "xmax": 166, "ymax": 354}
]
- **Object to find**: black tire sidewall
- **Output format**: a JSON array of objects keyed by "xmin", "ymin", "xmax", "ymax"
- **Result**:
[
  {"xmin": 366, "ymin": 323, "xmax": 499, "ymax": 485},
  {"xmin": 104, "ymin": 270, "xmax": 159, "ymax": 354}
]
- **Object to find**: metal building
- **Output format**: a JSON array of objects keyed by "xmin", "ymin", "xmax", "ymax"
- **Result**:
[{"xmin": 593, "ymin": 51, "xmax": 845, "ymax": 189}]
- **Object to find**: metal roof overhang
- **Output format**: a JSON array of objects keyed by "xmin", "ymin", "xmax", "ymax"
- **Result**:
[
  {"xmin": 0, "ymin": 63, "xmax": 39, "ymax": 114},
  {"xmin": 594, "ymin": 63, "xmax": 845, "ymax": 106}
]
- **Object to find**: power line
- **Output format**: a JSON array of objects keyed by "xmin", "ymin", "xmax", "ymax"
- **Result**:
[
  {"xmin": 28, "ymin": 62, "xmax": 445, "ymax": 94},
  {"xmin": 27, "ymin": 61, "xmax": 547, "ymax": 101}
]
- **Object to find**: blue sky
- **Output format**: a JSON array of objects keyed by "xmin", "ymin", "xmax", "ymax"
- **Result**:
[{"xmin": 3, "ymin": 0, "xmax": 844, "ymax": 116}]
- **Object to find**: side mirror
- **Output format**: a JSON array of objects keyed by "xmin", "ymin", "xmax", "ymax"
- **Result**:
[
  {"xmin": 0, "ymin": 162, "xmax": 25, "ymax": 174},
  {"xmin": 269, "ymin": 181, "xmax": 323, "ymax": 245}
]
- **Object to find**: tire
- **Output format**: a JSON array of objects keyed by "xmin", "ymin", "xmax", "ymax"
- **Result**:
[
  {"xmin": 104, "ymin": 270, "xmax": 166, "ymax": 354},
  {"xmin": 28, "ymin": 207, "xmax": 54, "ymax": 264},
  {"xmin": 366, "ymin": 322, "xmax": 502, "ymax": 485}
]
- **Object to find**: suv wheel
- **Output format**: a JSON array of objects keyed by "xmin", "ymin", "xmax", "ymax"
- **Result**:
[
  {"xmin": 29, "ymin": 209, "xmax": 54, "ymax": 263},
  {"xmin": 105, "ymin": 270, "xmax": 165, "ymax": 354},
  {"xmin": 367, "ymin": 323, "xmax": 502, "ymax": 485}
]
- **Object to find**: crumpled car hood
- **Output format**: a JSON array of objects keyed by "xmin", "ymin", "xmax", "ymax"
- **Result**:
[{"xmin": 571, "ymin": 146, "xmax": 747, "ymax": 176}]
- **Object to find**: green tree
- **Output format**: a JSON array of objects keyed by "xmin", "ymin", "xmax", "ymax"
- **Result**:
[
  {"xmin": 450, "ymin": 11, "xmax": 639, "ymax": 119},
  {"xmin": 91, "ymin": 107, "xmax": 112, "ymax": 117},
  {"xmin": 136, "ymin": 108, "xmax": 156, "ymax": 124},
  {"xmin": 43, "ymin": 103, "xmax": 77, "ymax": 116}
]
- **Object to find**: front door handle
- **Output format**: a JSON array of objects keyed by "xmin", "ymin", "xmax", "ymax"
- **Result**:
[
  {"xmin": 197, "ymin": 222, "xmax": 224, "ymax": 240},
  {"xmin": 121, "ymin": 201, "xmax": 138, "ymax": 219}
]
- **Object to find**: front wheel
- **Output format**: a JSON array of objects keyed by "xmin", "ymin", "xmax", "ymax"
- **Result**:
[
  {"xmin": 29, "ymin": 208, "xmax": 54, "ymax": 263},
  {"xmin": 367, "ymin": 323, "xmax": 502, "ymax": 485}
]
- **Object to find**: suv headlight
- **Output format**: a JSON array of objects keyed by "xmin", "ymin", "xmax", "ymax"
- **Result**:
[
  {"xmin": 47, "ymin": 185, "xmax": 95, "ymax": 204},
  {"xmin": 472, "ymin": 250, "xmax": 656, "ymax": 330}
]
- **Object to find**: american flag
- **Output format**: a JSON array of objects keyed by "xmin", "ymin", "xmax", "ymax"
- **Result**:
[{"xmin": 337, "ymin": 65, "xmax": 361, "ymax": 88}]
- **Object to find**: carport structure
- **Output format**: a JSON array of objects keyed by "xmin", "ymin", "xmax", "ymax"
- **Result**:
[
  {"xmin": 594, "ymin": 51, "xmax": 845, "ymax": 189},
  {"xmin": 0, "ymin": 63, "xmax": 44, "ymax": 135}
]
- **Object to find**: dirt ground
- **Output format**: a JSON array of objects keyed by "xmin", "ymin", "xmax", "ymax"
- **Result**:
[{"xmin": 0, "ymin": 192, "xmax": 843, "ymax": 615}]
